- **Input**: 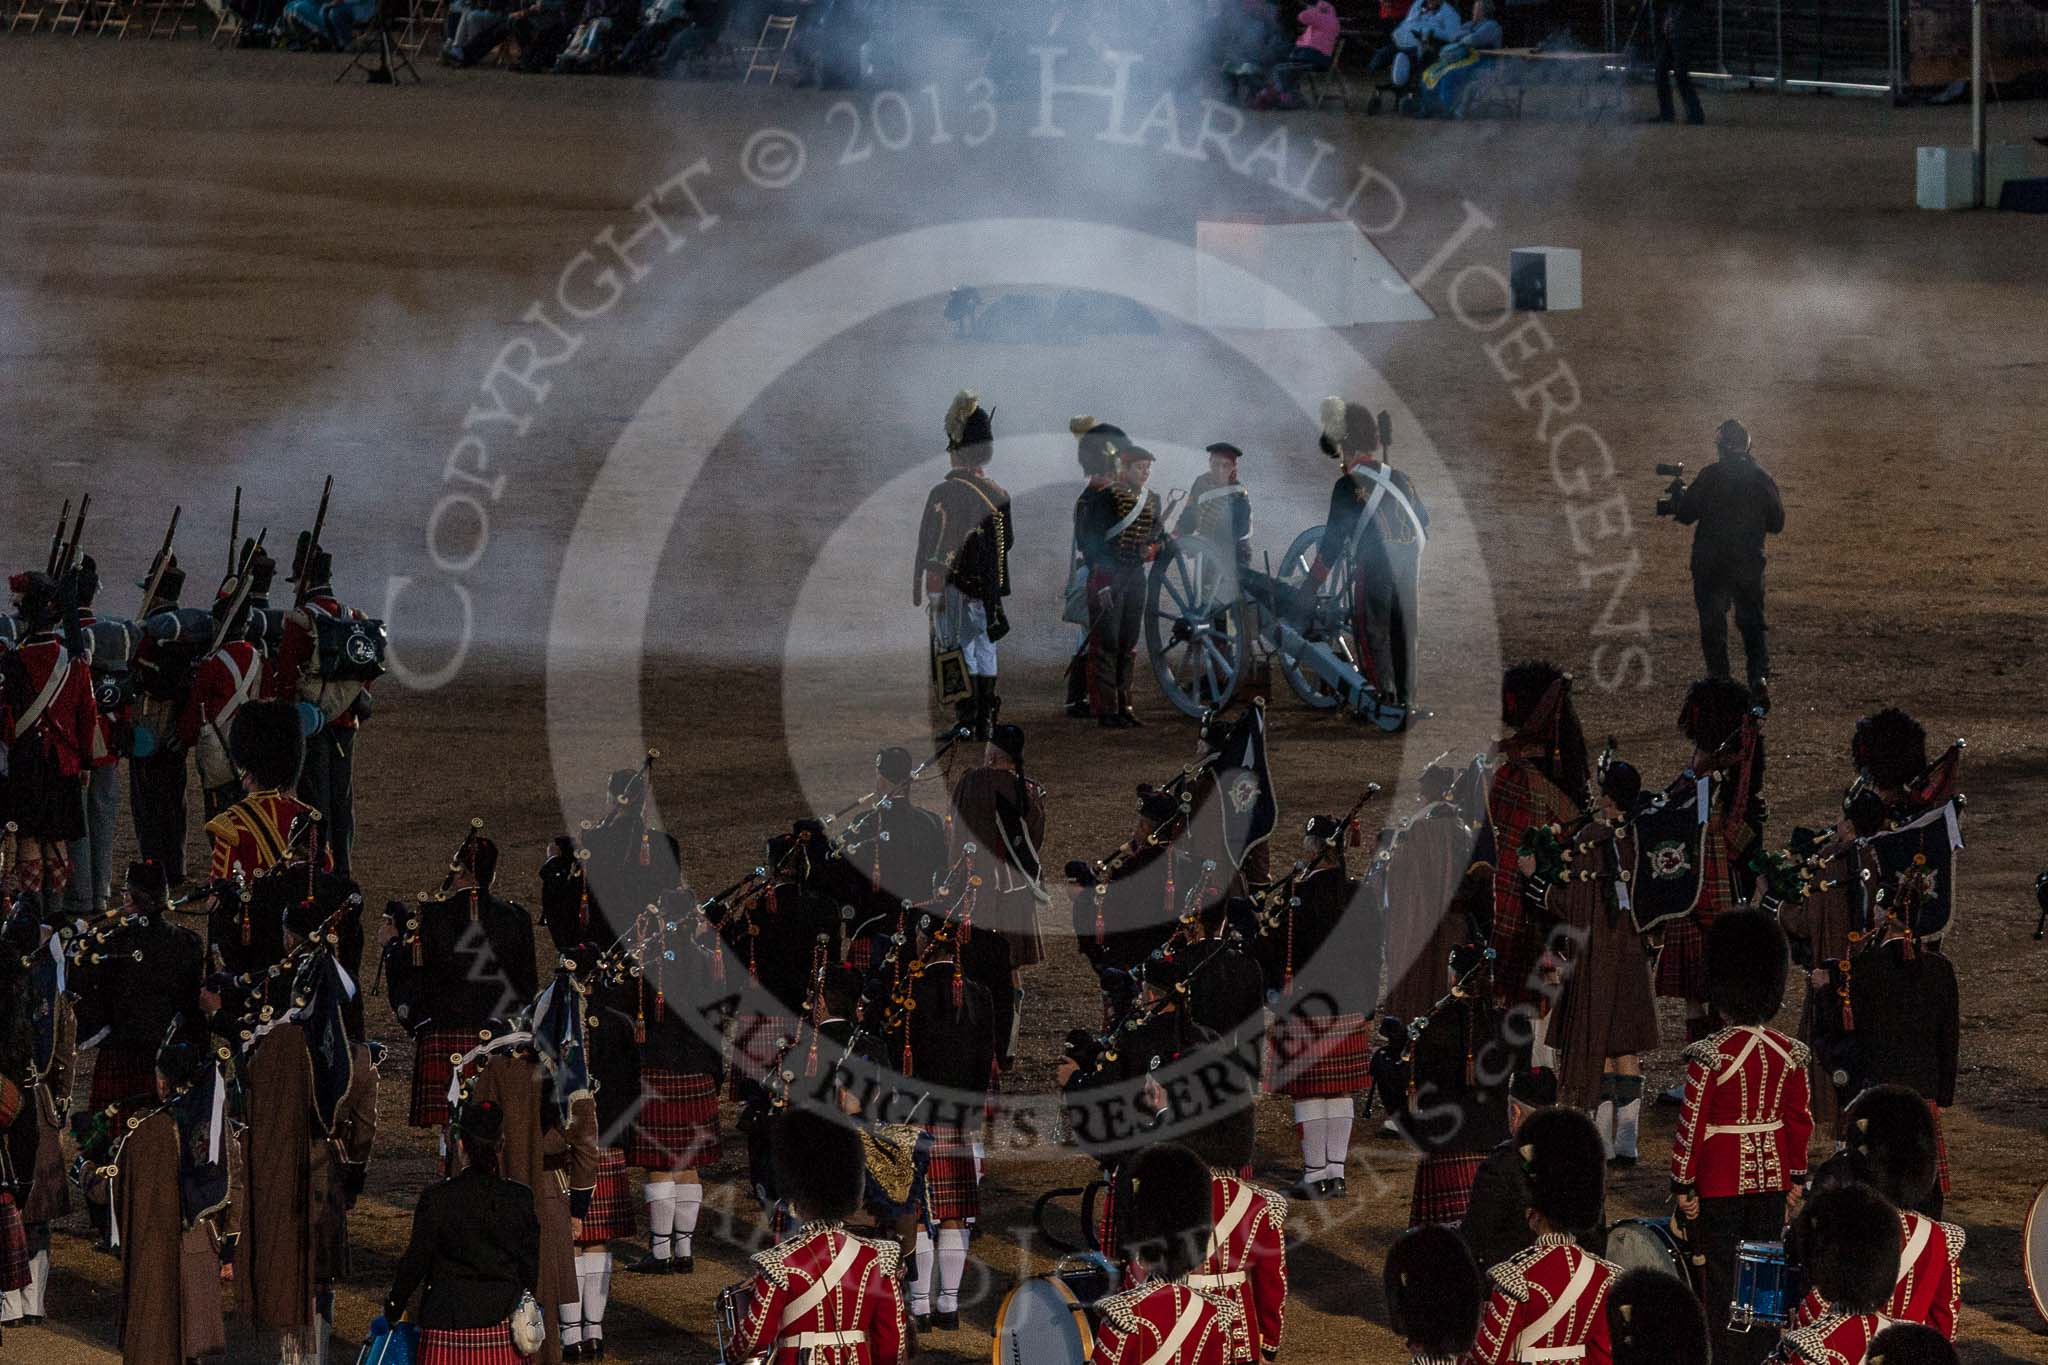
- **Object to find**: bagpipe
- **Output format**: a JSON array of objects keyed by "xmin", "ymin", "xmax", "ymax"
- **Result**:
[
  {"xmin": 1246, "ymin": 781, "xmax": 1384, "ymax": 990},
  {"xmin": 380, "ymin": 817, "xmax": 493, "ymax": 1013},
  {"xmin": 823, "ymin": 734, "xmax": 958, "ymax": 862}
]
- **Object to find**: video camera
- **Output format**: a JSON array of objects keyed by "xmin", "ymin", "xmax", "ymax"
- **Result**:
[{"xmin": 1653, "ymin": 462, "xmax": 1688, "ymax": 519}]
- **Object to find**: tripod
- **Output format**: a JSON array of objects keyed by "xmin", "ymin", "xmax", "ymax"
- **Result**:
[{"xmin": 336, "ymin": 0, "xmax": 420, "ymax": 83}]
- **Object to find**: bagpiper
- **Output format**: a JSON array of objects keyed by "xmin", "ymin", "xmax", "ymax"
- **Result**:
[
  {"xmin": 1175, "ymin": 442, "xmax": 1254, "ymax": 567},
  {"xmin": 69, "ymin": 859, "xmax": 204, "ymax": 1115},
  {"xmin": 562, "ymin": 947, "xmax": 640, "ymax": 1358},
  {"xmin": 1181, "ymin": 1098, "xmax": 1289, "ymax": 1365},
  {"xmin": 946, "ymin": 722, "xmax": 1046, "ymax": 1063},
  {"xmin": 1064, "ymin": 418, "xmax": 1126, "ymax": 718},
  {"xmin": 1090, "ymin": 1142, "xmax": 1241, "ymax": 1365},
  {"xmin": 1382, "ymin": 1223, "xmax": 1484, "ymax": 1365},
  {"xmin": 1398, "ymin": 941, "xmax": 1528, "ymax": 1228},
  {"xmin": 724, "ymin": 1106, "xmax": 909, "ymax": 1365},
  {"xmin": 1077, "ymin": 442, "xmax": 1163, "ymax": 728},
  {"xmin": 383, "ymin": 825, "xmax": 540, "ymax": 1130},
  {"xmin": 1306, "ymin": 398, "xmax": 1428, "ymax": 713},
  {"xmin": 1768, "ymin": 1183, "xmax": 1901, "ymax": 1365},
  {"xmin": 1381, "ymin": 759, "xmax": 1486, "ymax": 1025},
  {"xmin": 1468, "ymin": 1108, "xmax": 1618, "ymax": 1365},
  {"xmin": 2, "ymin": 571, "xmax": 104, "ymax": 918},
  {"xmin": 1671, "ymin": 909, "xmax": 1813, "ymax": 1365},
  {"xmin": 914, "ymin": 390, "xmax": 1012, "ymax": 741},
  {"xmin": 1486, "ymin": 662, "xmax": 1592, "ymax": 1011}
]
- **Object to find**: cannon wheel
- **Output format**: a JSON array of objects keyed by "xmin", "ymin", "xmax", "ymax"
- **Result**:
[
  {"xmin": 1145, "ymin": 536, "xmax": 1250, "ymax": 720},
  {"xmin": 1274, "ymin": 525, "xmax": 1360, "ymax": 711}
]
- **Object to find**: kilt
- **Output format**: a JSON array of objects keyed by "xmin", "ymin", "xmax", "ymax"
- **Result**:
[
  {"xmin": 917, "ymin": 1126, "xmax": 979, "ymax": 1224},
  {"xmin": 1654, "ymin": 916, "xmax": 1707, "ymax": 1001},
  {"xmin": 625, "ymin": 1068, "xmax": 721, "ymax": 1172},
  {"xmin": 1, "ymin": 734, "xmax": 86, "ymax": 844},
  {"xmin": 89, "ymin": 1043, "xmax": 159, "ymax": 1111},
  {"xmin": 1930, "ymin": 1100, "xmax": 1951, "ymax": 1196},
  {"xmin": 1409, "ymin": 1151, "xmax": 1486, "ymax": 1228},
  {"xmin": 728, "ymin": 1014, "xmax": 800, "ymax": 1096},
  {"xmin": 0, "ymin": 1193, "xmax": 28, "ymax": 1292},
  {"xmin": 1268, "ymin": 1012, "xmax": 1373, "ymax": 1099},
  {"xmin": 578, "ymin": 1148, "xmax": 636, "ymax": 1245},
  {"xmin": 409, "ymin": 1027, "xmax": 479, "ymax": 1129},
  {"xmin": 419, "ymin": 1324, "xmax": 522, "ymax": 1365}
]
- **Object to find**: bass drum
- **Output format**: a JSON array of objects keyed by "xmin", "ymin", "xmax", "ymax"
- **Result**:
[
  {"xmin": 2026, "ymin": 1182, "xmax": 2048, "ymax": 1327},
  {"xmin": 992, "ymin": 1253, "xmax": 1120, "ymax": 1365},
  {"xmin": 1603, "ymin": 1217, "xmax": 1697, "ymax": 1294}
]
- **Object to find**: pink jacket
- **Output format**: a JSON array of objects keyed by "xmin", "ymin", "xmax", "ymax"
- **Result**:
[{"xmin": 1297, "ymin": 1, "xmax": 1340, "ymax": 54}]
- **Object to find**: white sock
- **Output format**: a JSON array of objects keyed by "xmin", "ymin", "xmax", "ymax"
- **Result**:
[
  {"xmin": 644, "ymin": 1180, "xmax": 676, "ymax": 1259},
  {"xmin": 1614, "ymin": 1099, "xmax": 1642, "ymax": 1160},
  {"xmin": 1, "ymin": 1287, "xmax": 21, "ymax": 1323},
  {"xmin": 1293, "ymin": 1100, "xmax": 1328, "ymax": 1175},
  {"xmin": 578, "ymin": 1251, "xmax": 611, "ymax": 1340},
  {"xmin": 971, "ymin": 1140, "xmax": 986, "ymax": 1184},
  {"xmin": 935, "ymin": 1228, "xmax": 970, "ymax": 1314},
  {"xmin": 910, "ymin": 1228, "xmax": 934, "ymax": 1314},
  {"xmin": 27, "ymin": 1250, "xmax": 48, "ymax": 1316},
  {"xmin": 1325, "ymin": 1099, "xmax": 1355, "ymax": 1179},
  {"xmin": 1593, "ymin": 1100, "xmax": 1617, "ymax": 1159},
  {"xmin": 674, "ymin": 1182, "xmax": 703, "ymax": 1259},
  {"xmin": 560, "ymin": 1306, "xmax": 584, "ymax": 1349}
]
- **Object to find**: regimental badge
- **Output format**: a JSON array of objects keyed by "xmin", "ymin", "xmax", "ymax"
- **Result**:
[
  {"xmin": 1227, "ymin": 772, "xmax": 1261, "ymax": 814},
  {"xmin": 1648, "ymin": 840, "xmax": 1694, "ymax": 880}
]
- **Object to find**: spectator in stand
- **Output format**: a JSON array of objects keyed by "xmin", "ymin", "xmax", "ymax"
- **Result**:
[
  {"xmin": 442, "ymin": 0, "xmax": 513, "ymax": 65},
  {"xmin": 1370, "ymin": 0, "xmax": 1463, "ymax": 102},
  {"xmin": 509, "ymin": 0, "xmax": 575, "ymax": 69},
  {"xmin": 1416, "ymin": 0, "xmax": 1503, "ymax": 115},
  {"xmin": 1252, "ymin": 1, "xmax": 1339, "ymax": 110},
  {"xmin": 553, "ymin": 0, "xmax": 641, "ymax": 71},
  {"xmin": 278, "ymin": 0, "xmax": 375, "ymax": 48},
  {"xmin": 1221, "ymin": 0, "xmax": 1284, "ymax": 67}
]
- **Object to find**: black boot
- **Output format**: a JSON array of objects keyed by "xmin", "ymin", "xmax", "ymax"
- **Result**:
[{"xmin": 974, "ymin": 676, "xmax": 1000, "ymax": 741}]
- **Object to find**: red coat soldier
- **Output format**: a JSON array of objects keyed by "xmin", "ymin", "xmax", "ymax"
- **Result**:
[
  {"xmin": 272, "ymin": 540, "xmax": 372, "ymax": 877},
  {"xmin": 202, "ymin": 700, "xmax": 321, "ymax": 885},
  {"xmin": 1182, "ymin": 1100, "xmax": 1289, "ymax": 1364},
  {"xmin": 1091, "ymin": 1143, "xmax": 1241, "ymax": 1365},
  {"xmin": 2, "ymin": 572, "xmax": 104, "ymax": 913},
  {"xmin": 1769, "ymin": 1183, "xmax": 1900, "ymax": 1365},
  {"xmin": 182, "ymin": 564, "xmax": 273, "ymax": 819},
  {"xmin": 1487, "ymin": 662, "xmax": 1592, "ymax": 1008},
  {"xmin": 727, "ymin": 1107, "xmax": 907, "ymax": 1365},
  {"xmin": 1671, "ymin": 910, "xmax": 1813, "ymax": 1365},
  {"xmin": 1470, "ymin": 1109, "xmax": 1618, "ymax": 1365}
]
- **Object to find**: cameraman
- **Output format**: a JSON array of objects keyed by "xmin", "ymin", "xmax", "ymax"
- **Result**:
[{"xmin": 1671, "ymin": 419, "xmax": 1783, "ymax": 703}]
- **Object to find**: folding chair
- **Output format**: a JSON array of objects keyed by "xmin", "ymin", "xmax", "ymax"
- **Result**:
[
  {"xmin": 209, "ymin": 0, "xmax": 243, "ymax": 44},
  {"xmin": 7, "ymin": 0, "xmax": 48, "ymax": 33},
  {"xmin": 95, "ymin": 0, "xmax": 138, "ymax": 36},
  {"xmin": 338, "ymin": 0, "xmax": 421, "ymax": 81},
  {"xmin": 1302, "ymin": 33, "xmax": 1353, "ymax": 110},
  {"xmin": 397, "ymin": 0, "xmax": 444, "ymax": 57},
  {"xmin": 741, "ymin": 10, "xmax": 796, "ymax": 84},
  {"xmin": 48, "ymin": 0, "xmax": 91, "ymax": 32},
  {"xmin": 146, "ymin": 0, "xmax": 199, "ymax": 37}
]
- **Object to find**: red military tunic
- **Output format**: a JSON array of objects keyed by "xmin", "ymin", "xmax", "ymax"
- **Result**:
[
  {"xmin": 1789, "ymin": 1210, "xmax": 1963, "ymax": 1340},
  {"xmin": 729, "ymin": 1222, "xmax": 907, "ymax": 1365},
  {"xmin": 1671, "ymin": 1025, "xmax": 1814, "ymax": 1198},
  {"xmin": 272, "ymin": 594, "xmax": 369, "ymax": 732},
  {"xmin": 1767, "ymin": 1308, "xmax": 1885, "ymax": 1365},
  {"xmin": 1187, "ymin": 1172, "xmax": 1289, "ymax": 1364},
  {"xmin": 205, "ymin": 789, "xmax": 322, "ymax": 882},
  {"xmin": 1470, "ymin": 1235, "xmax": 1618, "ymax": 1365},
  {"xmin": 0, "ymin": 634, "xmax": 105, "ymax": 842},
  {"xmin": 179, "ymin": 640, "xmax": 265, "ymax": 749},
  {"xmin": 1092, "ymin": 1279, "xmax": 1240, "ymax": 1365}
]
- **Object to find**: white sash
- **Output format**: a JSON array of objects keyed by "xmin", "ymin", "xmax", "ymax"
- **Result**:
[
  {"xmin": 1345, "ymin": 463, "xmax": 1429, "ymax": 551},
  {"xmin": 1195, "ymin": 484, "xmax": 1246, "ymax": 507},
  {"xmin": 782, "ymin": 1234, "xmax": 863, "ymax": 1328},
  {"xmin": 15, "ymin": 646, "xmax": 72, "ymax": 735},
  {"xmin": 1896, "ymin": 1216, "xmax": 1932, "ymax": 1291},
  {"xmin": 1106, "ymin": 496, "xmax": 1151, "ymax": 542},
  {"xmin": 1513, "ymin": 1252, "xmax": 1597, "ymax": 1362},
  {"xmin": 1140, "ymin": 1293, "xmax": 1208, "ymax": 1365},
  {"xmin": 1715, "ymin": 1025, "xmax": 1792, "ymax": 1084},
  {"xmin": 1203, "ymin": 1182, "xmax": 1257, "ymax": 1264}
]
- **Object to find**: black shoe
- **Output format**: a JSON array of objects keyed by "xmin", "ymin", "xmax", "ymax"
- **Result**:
[
  {"xmin": 588, "ymin": 1342, "xmax": 607, "ymax": 1360},
  {"xmin": 626, "ymin": 1253, "xmax": 673, "ymax": 1274},
  {"xmin": 915, "ymin": 1314, "xmax": 934, "ymax": 1332},
  {"xmin": 1117, "ymin": 707, "xmax": 1145, "ymax": 727},
  {"xmin": 1098, "ymin": 712, "xmax": 1133, "ymax": 729},
  {"xmin": 1608, "ymin": 1154, "xmax": 1639, "ymax": 1170},
  {"xmin": 1686, "ymin": 112, "xmax": 1706, "ymax": 125},
  {"xmin": 933, "ymin": 1310, "xmax": 961, "ymax": 1331},
  {"xmin": 677, "ymin": 1253, "xmax": 694, "ymax": 1274},
  {"xmin": 1327, "ymin": 1176, "xmax": 1348, "ymax": 1197},
  {"xmin": 1749, "ymin": 677, "xmax": 1771, "ymax": 714},
  {"xmin": 1289, "ymin": 1177, "xmax": 1328, "ymax": 1201},
  {"xmin": 1065, "ymin": 702, "xmax": 1092, "ymax": 720}
]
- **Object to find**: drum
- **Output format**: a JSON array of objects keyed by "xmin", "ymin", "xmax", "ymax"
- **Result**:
[
  {"xmin": 1729, "ymin": 1240, "xmax": 1802, "ymax": 1331},
  {"xmin": 1603, "ymin": 1217, "xmax": 1694, "ymax": 1293},
  {"xmin": 2024, "ymin": 1182, "xmax": 2048, "ymax": 1327},
  {"xmin": 992, "ymin": 1253, "xmax": 1119, "ymax": 1365}
]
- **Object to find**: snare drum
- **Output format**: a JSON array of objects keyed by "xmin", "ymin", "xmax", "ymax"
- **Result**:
[
  {"xmin": 1602, "ymin": 1217, "xmax": 1695, "ymax": 1293},
  {"xmin": 1729, "ymin": 1240, "xmax": 1803, "ymax": 1331},
  {"xmin": 992, "ymin": 1253, "xmax": 1120, "ymax": 1365}
]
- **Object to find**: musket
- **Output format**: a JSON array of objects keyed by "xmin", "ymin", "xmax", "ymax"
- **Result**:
[
  {"xmin": 202, "ymin": 533, "xmax": 265, "ymax": 658},
  {"xmin": 228, "ymin": 486, "xmax": 242, "ymax": 577},
  {"xmin": 138, "ymin": 506, "xmax": 182, "ymax": 618},
  {"xmin": 53, "ymin": 494, "xmax": 90, "ymax": 579},
  {"xmin": 46, "ymin": 499, "xmax": 70, "ymax": 576},
  {"xmin": 295, "ymin": 475, "xmax": 333, "ymax": 608}
]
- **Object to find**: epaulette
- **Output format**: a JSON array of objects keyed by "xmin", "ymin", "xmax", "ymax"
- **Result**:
[
  {"xmin": 750, "ymin": 1222, "xmax": 836, "ymax": 1291},
  {"xmin": 1682, "ymin": 1028, "xmax": 1742, "ymax": 1067},
  {"xmin": 855, "ymin": 1231, "xmax": 902, "ymax": 1279},
  {"xmin": 1771, "ymin": 1312, "xmax": 1851, "ymax": 1364},
  {"xmin": 1190, "ymin": 1283, "xmax": 1241, "ymax": 1327},
  {"xmin": 1934, "ymin": 1216, "xmax": 1966, "ymax": 1264},
  {"xmin": 1095, "ymin": 1284, "xmax": 1153, "ymax": 1335},
  {"xmin": 1256, "ymin": 1185, "xmax": 1290, "ymax": 1229},
  {"xmin": 1784, "ymin": 1034, "xmax": 1813, "ymax": 1069},
  {"xmin": 1486, "ymin": 1242, "xmax": 1551, "ymax": 1304}
]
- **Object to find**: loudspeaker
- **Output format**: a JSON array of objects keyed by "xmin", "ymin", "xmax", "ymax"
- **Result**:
[{"xmin": 1509, "ymin": 246, "xmax": 1581, "ymax": 312}]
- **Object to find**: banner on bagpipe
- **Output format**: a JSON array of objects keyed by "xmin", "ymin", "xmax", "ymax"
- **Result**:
[
  {"xmin": 1182, "ymin": 703, "xmax": 1278, "ymax": 874},
  {"xmin": 530, "ymin": 970, "xmax": 594, "ymax": 1126},
  {"xmin": 172, "ymin": 1064, "xmax": 231, "ymax": 1226},
  {"xmin": 1625, "ymin": 774, "xmax": 1713, "ymax": 935},
  {"xmin": 1859, "ymin": 740, "xmax": 1964, "ymax": 941}
]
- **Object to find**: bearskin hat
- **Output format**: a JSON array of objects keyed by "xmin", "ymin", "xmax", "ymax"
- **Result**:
[
  {"xmin": 1179, "ymin": 1092, "xmax": 1257, "ymax": 1172},
  {"xmin": 1519, "ymin": 1107, "xmax": 1606, "ymax": 1231},
  {"xmin": 1070, "ymin": 416, "xmax": 1127, "ymax": 478},
  {"xmin": 154, "ymin": 1034, "xmax": 207, "ymax": 1093},
  {"xmin": 8, "ymin": 571, "xmax": 62, "ymax": 631},
  {"xmin": 945, "ymin": 389, "xmax": 993, "ymax": 454},
  {"xmin": 1448, "ymin": 939, "xmax": 1494, "ymax": 985},
  {"xmin": 1792, "ymin": 1182, "xmax": 1899, "ymax": 1315},
  {"xmin": 1843, "ymin": 785, "xmax": 1888, "ymax": 838},
  {"xmin": 1679, "ymin": 676, "xmax": 1753, "ymax": 752},
  {"xmin": 1383, "ymin": 1224, "xmax": 1483, "ymax": 1357},
  {"xmin": 875, "ymin": 745, "xmax": 915, "ymax": 787},
  {"xmin": 229, "ymin": 699, "xmax": 307, "ymax": 791},
  {"xmin": 771, "ymin": 1105, "xmax": 865, "ymax": 1220},
  {"xmin": 1510, "ymin": 1066, "xmax": 1559, "ymax": 1110},
  {"xmin": 1841, "ymin": 1084, "xmax": 1941, "ymax": 1208},
  {"xmin": 1606, "ymin": 1266, "xmax": 1709, "ymax": 1365},
  {"xmin": 1853, "ymin": 708, "xmax": 1927, "ymax": 791},
  {"xmin": 1121, "ymin": 1142, "xmax": 1214, "ymax": 1282},
  {"xmin": 1866, "ymin": 1323, "xmax": 1958, "ymax": 1365},
  {"xmin": 1502, "ymin": 660, "xmax": 1566, "ymax": 729},
  {"xmin": 1317, "ymin": 396, "xmax": 1378, "ymax": 458},
  {"xmin": 456, "ymin": 831, "xmax": 501, "ymax": 889},
  {"xmin": 1705, "ymin": 909, "xmax": 1789, "ymax": 1026}
]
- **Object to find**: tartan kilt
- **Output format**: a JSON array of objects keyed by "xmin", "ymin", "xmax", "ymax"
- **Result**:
[
  {"xmin": 89, "ymin": 1043, "xmax": 160, "ymax": 1111},
  {"xmin": 419, "ymin": 1324, "xmax": 523, "ymax": 1365},
  {"xmin": 1930, "ymin": 1100, "xmax": 1951, "ymax": 1196},
  {"xmin": 727, "ymin": 1014, "xmax": 800, "ymax": 1097},
  {"xmin": 1654, "ymin": 916, "xmax": 1706, "ymax": 1000},
  {"xmin": 578, "ymin": 1148, "xmax": 636, "ymax": 1244},
  {"xmin": 0, "ymin": 1193, "xmax": 28, "ymax": 1292},
  {"xmin": 1409, "ymin": 1151, "xmax": 1486, "ymax": 1227},
  {"xmin": 625, "ymin": 1068, "xmax": 721, "ymax": 1171},
  {"xmin": 409, "ymin": 1027, "xmax": 480, "ymax": 1129},
  {"xmin": 917, "ymin": 1126, "xmax": 979, "ymax": 1224},
  {"xmin": 1268, "ymin": 1012, "xmax": 1373, "ymax": 1099}
]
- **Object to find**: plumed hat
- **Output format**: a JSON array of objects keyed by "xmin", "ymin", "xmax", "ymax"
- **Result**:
[
  {"xmin": 1383, "ymin": 1225, "xmax": 1484, "ymax": 1358},
  {"xmin": 1792, "ymin": 1182, "xmax": 1899, "ymax": 1315},
  {"xmin": 1071, "ymin": 416, "xmax": 1127, "ymax": 477},
  {"xmin": 1841, "ymin": 1084, "xmax": 1941, "ymax": 1208},
  {"xmin": 1121, "ymin": 1142, "xmax": 1214, "ymax": 1282},
  {"xmin": 1607, "ymin": 1266, "xmax": 1710, "ymax": 1365},
  {"xmin": 229, "ymin": 700, "xmax": 306, "ymax": 790},
  {"xmin": 1518, "ymin": 1106, "xmax": 1606, "ymax": 1231},
  {"xmin": 1318, "ymin": 396, "xmax": 1379, "ymax": 458},
  {"xmin": 945, "ymin": 390, "xmax": 993, "ymax": 453},
  {"xmin": 1705, "ymin": 909, "xmax": 1788, "ymax": 1026},
  {"xmin": 771, "ymin": 1105, "xmax": 865, "ymax": 1220}
]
